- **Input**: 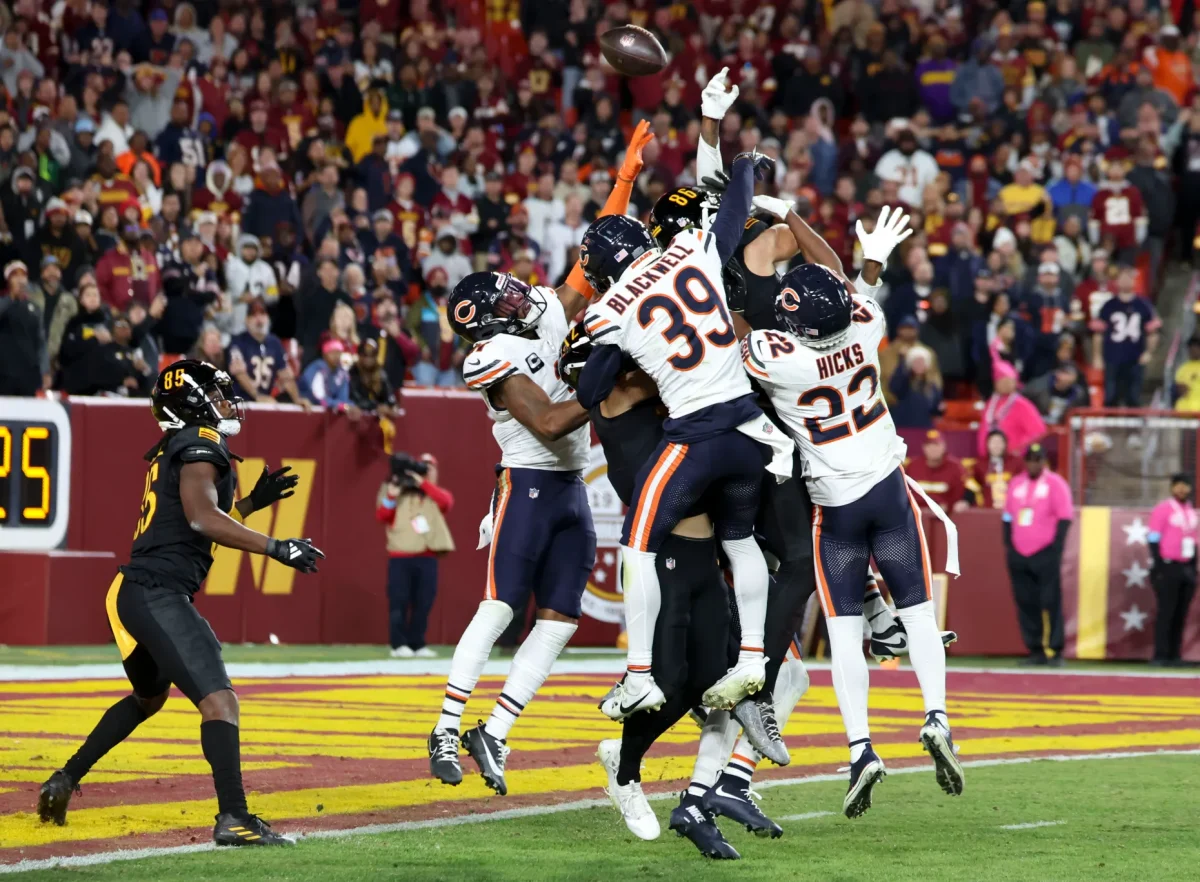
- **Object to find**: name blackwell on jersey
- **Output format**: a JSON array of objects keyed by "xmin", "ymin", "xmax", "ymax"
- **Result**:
[{"xmin": 601, "ymin": 241, "xmax": 697, "ymax": 311}]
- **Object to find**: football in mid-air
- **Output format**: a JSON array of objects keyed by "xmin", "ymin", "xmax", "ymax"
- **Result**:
[{"xmin": 598, "ymin": 25, "xmax": 668, "ymax": 77}]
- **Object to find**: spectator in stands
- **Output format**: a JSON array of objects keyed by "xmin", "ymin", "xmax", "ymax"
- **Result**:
[
  {"xmin": 1047, "ymin": 155, "xmax": 1097, "ymax": 227},
  {"xmin": 885, "ymin": 261, "xmax": 935, "ymax": 335},
  {"xmin": 1173, "ymin": 338, "xmax": 1200, "ymax": 413},
  {"xmin": 950, "ymin": 38, "xmax": 1003, "ymax": 118},
  {"xmin": 189, "ymin": 325, "xmax": 228, "ymax": 371},
  {"xmin": 300, "ymin": 338, "xmax": 353, "ymax": 409},
  {"xmin": 243, "ymin": 163, "xmax": 302, "ymax": 241},
  {"xmin": 223, "ymin": 234, "xmax": 278, "ymax": 338},
  {"xmin": 423, "ymin": 230, "xmax": 472, "ymax": 294},
  {"xmin": 906, "ymin": 429, "xmax": 970, "ymax": 514},
  {"xmin": 888, "ymin": 344, "xmax": 943, "ymax": 430},
  {"xmin": 1092, "ymin": 266, "xmax": 1160, "ymax": 408},
  {"xmin": 971, "ymin": 429, "xmax": 1024, "ymax": 510},
  {"xmin": 920, "ymin": 289, "xmax": 965, "ymax": 385},
  {"xmin": 1020, "ymin": 261, "xmax": 1071, "ymax": 379},
  {"xmin": 59, "ymin": 282, "xmax": 123, "ymax": 395},
  {"xmin": 349, "ymin": 338, "xmax": 398, "ymax": 419},
  {"xmin": 1128, "ymin": 136, "xmax": 1175, "ymax": 294},
  {"xmin": 1003, "ymin": 443, "xmax": 1074, "ymax": 667},
  {"xmin": 227, "ymin": 298, "xmax": 307, "ymax": 407},
  {"xmin": 158, "ymin": 232, "xmax": 218, "ymax": 355},
  {"xmin": 376, "ymin": 451, "xmax": 455, "ymax": 658},
  {"xmin": 29, "ymin": 256, "xmax": 75, "ymax": 367},
  {"xmin": 296, "ymin": 257, "xmax": 352, "ymax": 366},
  {"xmin": 875, "ymin": 126, "xmax": 938, "ymax": 209},
  {"xmin": 1148, "ymin": 473, "xmax": 1199, "ymax": 667},
  {"xmin": 0, "ymin": 259, "xmax": 46, "ymax": 395},
  {"xmin": 978, "ymin": 359, "xmax": 1047, "ymax": 458},
  {"xmin": 545, "ymin": 194, "xmax": 587, "ymax": 285},
  {"xmin": 1090, "ymin": 151, "xmax": 1147, "ymax": 264},
  {"xmin": 1025, "ymin": 362, "xmax": 1088, "ymax": 426}
]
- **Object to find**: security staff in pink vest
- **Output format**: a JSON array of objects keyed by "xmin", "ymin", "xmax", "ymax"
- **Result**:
[
  {"xmin": 1002, "ymin": 443, "xmax": 1074, "ymax": 666},
  {"xmin": 1147, "ymin": 474, "xmax": 1198, "ymax": 666}
]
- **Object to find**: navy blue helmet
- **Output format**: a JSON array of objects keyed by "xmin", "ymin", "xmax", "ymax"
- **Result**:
[
  {"xmin": 578, "ymin": 214, "xmax": 658, "ymax": 295},
  {"xmin": 448, "ymin": 271, "xmax": 547, "ymax": 343},
  {"xmin": 775, "ymin": 264, "xmax": 853, "ymax": 348}
]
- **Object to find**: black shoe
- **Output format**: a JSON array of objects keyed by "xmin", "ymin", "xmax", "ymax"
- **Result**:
[
  {"xmin": 702, "ymin": 772, "xmax": 783, "ymax": 838},
  {"xmin": 843, "ymin": 743, "xmax": 886, "ymax": 819},
  {"xmin": 429, "ymin": 727, "xmax": 463, "ymax": 785},
  {"xmin": 213, "ymin": 813, "xmax": 295, "ymax": 846},
  {"xmin": 919, "ymin": 712, "xmax": 964, "ymax": 796},
  {"xmin": 462, "ymin": 721, "xmax": 509, "ymax": 796},
  {"xmin": 1018, "ymin": 653, "xmax": 1048, "ymax": 667},
  {"xmin": 1046, "ymin": 655, "xmax": 1066, "ymax": 668},
  {"xmin": 1149, "ymin": 658, "xmax": 1172, "ymax": 668},
  {"xmin": 731, "ymin": 697, "xmax": 790, "ymax": 766},
  {"xmin": 669, "ymin": 791, "xmax": 740, "ymax": 859},
  {"xmin": 37, "ymin": 770, "xmax": 79, "ymax": 826}
]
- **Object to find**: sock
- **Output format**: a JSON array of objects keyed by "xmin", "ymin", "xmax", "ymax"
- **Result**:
[
  {"xmin": 863, "ymin": 580, "xmax": 899, "ymax": 634},
  {"xmin": 826, "ymin": 615, "xmax": 871, "ymax": 753},
  {"xmin": 720, "ymin": 537, "xmax": 768, "ymax": 658},
  {"xmin": 690, "ymin": 708, "xmax": 739, "ymax": 794},
  {"xmin": 896, "ymin": 601, "xmax": 948, "ymax": 721},
  {"xmin": 484, "ymin": 619, "xmax": 577, "ymax": 741},
  {"xmin": 62, "ymin": 694, "xmax": 150, "ymax": 782},
  {"xmin": 724, "ymin": 750, "xmax": 758, "ymax": 783},
  {"xmin": 437, "ymin": 600, "xmax": 514, "ymax": 732},
  {"xmin": 620, "ymin": 545, "xmax": 660, "ymax": 688},
  {"xmin": 849, "ymin": 738, "xmax": 870, "ymax": 763},
  {"xmin": 200, "ymin": 720, "xmax": 247, "ymax": 816}
]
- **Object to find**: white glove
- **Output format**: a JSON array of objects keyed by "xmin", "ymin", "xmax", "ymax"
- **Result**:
[
  {"xmin": 855, "ymin": 205, "xmax": 914, "ymax": 265},
  {"xmin": 701, "ymin": 67, "xmax": 739, "ymax": 120},
  {"xmin": 752, "ymin": 194, "xmax": 794, "ymax": 220}
]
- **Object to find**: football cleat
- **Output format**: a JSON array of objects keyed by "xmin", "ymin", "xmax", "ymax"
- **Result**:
[
  {"xmin": 920, "ymin": 712, "xmax": 965, "ymax": 796},
  {"xmin": 462, "ymin": 722, "xmax": 510, "ymax": 796},
  {"xmin": 669, "ymin": 791, "xmax": 741, "ymax": 859},
  {"xmin": 702, "ymin": 657, "xmax": 766, "ymax": 710},
  {"xmin": 703, "ymin": 773, "xmax": 783, "ymax": 838},
  {"xmin": 213, "ymin": 813, "xmax": 295, "ymax": 846},
  {"xmin": 37, "ymin": 770, "xmax": 79, "ymax": 826},
  {"xmin": 599, "ymin": 676, "xmax": 666, "ymax": 721},
  {"xmin": 687, "ymin": 705, "xmax": 709, "ymax": 728},
  {"xmin": 731, "ymin": 697, "xmax": 790, "ymax": 766},
  {"xmin": 843, "ymin": 743, "xmax": 886, "ymax": 819},
  {"xmin": 428, "ymin": 727, "xmax": 463, "ymax": 786},
  {"xmin": 869, "ymin": 621, "xmax": 909, "ymax": 661},
  {"xmin": 597, "ymin": 739, "xmax": 660, "ymax": 840}
]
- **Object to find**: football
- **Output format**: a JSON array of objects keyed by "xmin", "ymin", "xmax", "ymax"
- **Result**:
[{"xmin": 598, "ymin": 25, "xmax": 668, "ymax": 77}]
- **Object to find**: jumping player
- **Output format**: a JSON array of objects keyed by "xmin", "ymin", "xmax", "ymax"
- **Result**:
[
  {"xmin": 578, "ymin": 150, "xmax": 795, "ymax": 724},
  {"xmin": 426, "ymin": 122, "xmax": 653, "ymax": 797},
  {"xmin": 37, "ymin": 360, "xmax": 322, "ymax": 846},
  {"xmin": 741, "ymin": 210, "xmax": 964, "ymax": 819}
]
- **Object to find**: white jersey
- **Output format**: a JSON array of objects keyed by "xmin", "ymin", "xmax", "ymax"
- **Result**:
[
  {"xmin": 583, "ymin": 228, "xmax": 751, "ymax": 418},
  {"xmin": 742, "ymin": 295, "xmax": 905, "ymax": 506},
  {"xmin": 462, "ymin": 292, "xmax": 590, "ymax": 472}
]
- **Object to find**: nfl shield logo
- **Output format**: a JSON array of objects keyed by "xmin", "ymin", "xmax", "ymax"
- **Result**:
[
  {"xmin": 529, "ymin": 488, "xmax": 540, "ymax": 499},
  {"xmin": 665, "ymin": 558, "xmax": 675, "ymax": 570}
]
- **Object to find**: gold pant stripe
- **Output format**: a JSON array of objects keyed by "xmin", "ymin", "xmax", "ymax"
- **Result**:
[{"xmin": 105, "ymin": 574, "xmax": 139, "ymax": 661}]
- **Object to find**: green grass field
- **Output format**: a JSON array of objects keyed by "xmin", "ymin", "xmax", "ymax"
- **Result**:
[{"xmin": 16, "ymin": 755, "xmax": 1199, "ymax": 882}]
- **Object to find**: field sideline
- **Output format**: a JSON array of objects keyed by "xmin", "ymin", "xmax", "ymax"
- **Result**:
[{"xmin": 1, "ymin": 653, "xmax": 1198, "ymax": 878}]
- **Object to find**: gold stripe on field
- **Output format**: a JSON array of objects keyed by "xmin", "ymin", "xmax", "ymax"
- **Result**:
[{"xmin": 1075, "ymin": 507, "xmax": 1111, "ymax": 659}]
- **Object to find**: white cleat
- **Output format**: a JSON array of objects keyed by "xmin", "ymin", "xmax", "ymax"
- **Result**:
[
  {"xmin": 702, "ymin": 657, "xmax": 767, "ymax": 710},
  {"xmin": 597, "ymin": 739, "xmax": 660, "ymax": 840},
  {"xmin": 599, "ymin": 677, "xmax": 666, "ymax": 721}
]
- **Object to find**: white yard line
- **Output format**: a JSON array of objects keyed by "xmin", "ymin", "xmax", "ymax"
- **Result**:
[
  {"xmin": 776, "ymin": 811, "xmax": 837, "ymax": 821},
  {"xmin": 1, "ymin": 748, "xmax": 1196, "ymax": 875},
  {"xmin": 998, "ymin": 821, "xmax": 1065, "ymax": 830},
  {"xmin": 1, "ymin": 658, "xmax": 1198, "ymax": 682}
]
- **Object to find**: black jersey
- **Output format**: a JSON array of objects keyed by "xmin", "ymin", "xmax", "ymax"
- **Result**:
[
  {"xmin": 121, "ymin": 426, "xmax": 239, "ymax": 595},
  {"xmin": 732, "ymin": 217, "xmax": 785, "ymax": 332}
]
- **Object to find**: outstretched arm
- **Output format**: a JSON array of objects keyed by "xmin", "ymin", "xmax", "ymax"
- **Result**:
[
  {"xmin": 181, "ymin": 462, "xmax": 272, "ymax": 553},
  {"xmin": 854, "ymin": 205, "xmax": 914, "ymax": 289},
  {"xmin": 698, "ymin": 68, "xmax": 738, "ymax": 182},
  {"xmin": 711, "ymin": 152, "xmax": 773, "ymax": 265},
  {"xmin": 744, "ymin": 194, "xmax": 844, "ymax": 278},
  {"xmin": 497, "ymin": 373, "xmax": 590, "ymax": 443}
]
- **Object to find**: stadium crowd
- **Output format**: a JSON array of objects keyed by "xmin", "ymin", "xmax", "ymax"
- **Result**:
[{"xmin": 0, "ymin": 0, "xmax": 1196, "ymax": 422}]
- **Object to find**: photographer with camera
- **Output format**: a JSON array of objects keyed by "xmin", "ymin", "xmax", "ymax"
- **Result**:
[{"xmin": 376, "ymin": 452, "xmax": 455, "ymax": 658}]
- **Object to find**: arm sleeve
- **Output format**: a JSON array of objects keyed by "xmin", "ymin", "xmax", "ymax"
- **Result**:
[
  {"xmin": 420, "ymin": 480, "xmax": 455, "ymax": 513},
  {"xmin": 375, "ymin": 500, "xmax": 398, "ymax": 524},
  {"xmin": 711, "ymin": 157, "xmax": 754, "ymax": 265},
  {"xmin": 575, "ymin": 343, "xmax": 624, "ymax": 409},
  {"xmin": 696, "ymin": 137, "xmax": 724, "ymax": 183}
]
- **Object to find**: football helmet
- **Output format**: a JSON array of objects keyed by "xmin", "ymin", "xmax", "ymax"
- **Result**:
[
  {"xmin": 448, "ymin": 272, "xmax": 548, "ymax": 342},
  {"xmin": 775, "ymin": 264, "xmax": 853, "ymax": 350},
  {"xmin": 578, "ymin": 215, "xmax": 658, "ymax": 295},
  {"xmin": 648, "ymin": 186, "xmax": 722, "ymax": 248},
  {"xmin": 151, "ymin": 360, "xmax": 244, "ymax": 436}
]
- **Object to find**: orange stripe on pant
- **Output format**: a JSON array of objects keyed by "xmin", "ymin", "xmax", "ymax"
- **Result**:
[
  {"xmin": 485, "ymin": 470, "xmax": 512, "ymax": 600},
  {"xmin": 811, "ymin": 505, "xmax": 837, "ymax": 617},
  {"xmin": 629, "ymin": 443, "xmax": 687, "ymax": 552},
  {"xmin": 903, "ymin": 476, "xmax": 934, "ymax": 602}
]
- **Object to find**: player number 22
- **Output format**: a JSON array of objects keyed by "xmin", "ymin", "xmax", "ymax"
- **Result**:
[
  {"xmin": 637, "ymin": 267, "xmax": 736, "ymax": 371},
  {"xmin": 797, "ymin": 364, "xmax": 887, "ymax": 444}
]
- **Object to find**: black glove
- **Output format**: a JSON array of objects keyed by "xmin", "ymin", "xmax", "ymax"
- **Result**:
[
  {"xmin": 558, "ymin": 321, "xmax": 594, "ymax": 390},
  {"xmin": 700, "ymin": 171, "xmax": 730, "ymax": 193},
  {"xmin": 266, "ymin": 537, "xmax": 325, "ymax": 573},
  {"xmin": 733, "ymin": 150, "xmax": 775, "ymax": 181},
  {"xmin": 248, "ymin": 465, "xmax": 299, "ymax": 512}
]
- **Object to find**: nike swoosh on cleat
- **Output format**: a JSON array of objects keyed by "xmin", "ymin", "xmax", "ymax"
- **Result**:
[{"xmin": 713, "ymin": 786, "xmax": 747, "ymax": 803}]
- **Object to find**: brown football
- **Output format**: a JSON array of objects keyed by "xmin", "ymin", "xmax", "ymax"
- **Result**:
[{"xmin": 598, "ymin": 25, "xmax": 668, "ymax": 77}]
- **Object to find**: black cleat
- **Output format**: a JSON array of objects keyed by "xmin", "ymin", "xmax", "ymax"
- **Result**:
[
  {"xmin": 1018, "ymin": 652, "xmax": 1048, "ymax": 667},
  {"xmin": 462, "ymin": 721, "xmax": 509, "ymax": 796},
  {"xmin": 213, "ymin": 813, "xmax": 295, "ymax": 846},
  {"xmin": 702, "ymin": 772, "xmax": 783, "ymax": 838},
  {"xmin": 731, "ymin": 697, "xmax": 790, "ymax": 766},
  {"xmin": 920, "ymin": 712, "xmax": 964, "ymax": 796},
  {"xmin": 669, "ymin": 791, "xmax": 740, "ymax": 859},
  {"xmin": 428, "ymin": 728, "xmax": 463, "ymax": 785},
  {"xmin": 37, "ymin": 770, "xmax": 78, "ymax": 826},
  {"xmin": 843, "ymin": 742, "xmax": 886, "ymax": 819},
  {"xmin": 869, "ymin": 620, "xmax": 909, "ymax": 661}
]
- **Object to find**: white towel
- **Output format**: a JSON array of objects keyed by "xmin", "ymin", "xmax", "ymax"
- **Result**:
[
  {"xmin": 737, "ymin": 414, "xmax": 794, "ymax": 481},
  {"xmin": 476, "ymin": 510, "xmax": 494, "ymax": 550},
  {"xmin": 904, "ymin": 474, "xmax": 960, "ymax": 576}
]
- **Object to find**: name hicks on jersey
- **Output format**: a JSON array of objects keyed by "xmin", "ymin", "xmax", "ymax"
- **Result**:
[
  {"xmin": 816, "ymin": 342, "xmax": 866, "ymax": 380},
  {"xmin": 602, "ymin": 241, "xmax": 697, "ymax": 312}
]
